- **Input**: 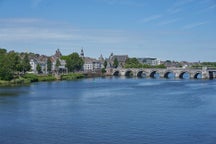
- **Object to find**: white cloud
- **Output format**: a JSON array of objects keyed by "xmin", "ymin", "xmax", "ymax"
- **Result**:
[
  {"xmin": 157, "ymin": 18, "xmax": 180, "ymax": 26},
  {"xmin": 0, "ymin": 18, "xmax": 141, "ymax": 45},
  {"xmin": 140, "ymin": 14, "xmax": 162, "ymax": 23},
  {"xmin": 183, "ymin": 21, "xmax": 208, "ymax": 29}
]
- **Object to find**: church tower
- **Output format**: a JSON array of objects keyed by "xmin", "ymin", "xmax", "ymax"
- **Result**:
[{"xmin": 80, "ymin": 48, "xmax": 84, "ymax": 58}]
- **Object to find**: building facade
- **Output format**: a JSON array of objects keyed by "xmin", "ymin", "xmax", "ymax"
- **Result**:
[{"xmin": 138, "ymin": 58, "xmax": 160, "ymax": 66}]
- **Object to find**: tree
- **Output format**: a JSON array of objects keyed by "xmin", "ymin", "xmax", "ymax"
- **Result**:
[
  {"xmin": 125, "ymin": 58, "xmax": 142, "ymax": 68},
  {"xmin": 101, "ymin": 68, "xmax": 106, "ymax": 74},
  {"xmin": 56, "ymin": 59, "xmax": 61, "ymax": 67},
  {"xmin": 0, "ymin": 52, "xmax": 13, "ymax": 80},
  {"xmin": 22, "ymin": 53, "xmax": 31, "ymax": 73},
  {"xmin": 104, "ymin": 60, "xmax": 107, "ymax": 68},
  {"xmin": 65, "ymin": 53, "xmax": 84, "ymax": 72},
  {"xmin": 47, "ymin": 57, "xmax": 52, "ymax": 73},
  {"xmin": 7, "ymin": 51, "xmax": 21, "ymax": 72},
  {"xmin": 113, "ymin": 58, "xmax": 119, "ymax": 68},
  {"xmin": 36, "ymin": 64, "xmax": 42, "ymax": 74},
  {"xmin": 0, "ymin": 48, "xmax": 7, "ymax": 56}
]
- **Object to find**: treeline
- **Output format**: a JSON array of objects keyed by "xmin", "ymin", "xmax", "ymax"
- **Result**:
[
  {"xmin": 61, "ymin": 53, "xmax": 84, "ymax": 72},
  {"xmin": 0, "ymin": 48, "xmax": 85, "ymax": 82},
  {"xmin": 124, "ymin": 58, "xmax": 166, "ymax": 69},
  {"xmin": 191, "ymin": 62, "xmax": 216, "ymax": 68},
  {"xmin": 0, "ymin": 48, "xmax": 31, "ymax": 80}
]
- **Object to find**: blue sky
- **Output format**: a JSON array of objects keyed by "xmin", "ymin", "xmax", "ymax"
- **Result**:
[{"xmin": 0, "ymin": 0, "xmax": 215, "ymax": 61}]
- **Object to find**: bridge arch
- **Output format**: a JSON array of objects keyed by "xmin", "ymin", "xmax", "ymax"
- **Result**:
[
  {"xmin": 137, "ymin": 70, "xmax": 147, "ymax": 78},
  {"xmin": 164, "ymin": 71, "xmax": 175, "ymax": 79},
  {"xmin": 193, "ymin": 71, "xmax": 202, "ymax": 79},
  {"xmin": 179, "ymin": 71, "xmax": 190, "ymax": 79},
  {"xmin": 113, "ymin": 70, "xmax": 120, "ymax": 76},
  {"xmin": 150, "ymin": 70, "xmax": 160, "ymax": 78},
  {"xmin": 125, "ymin": 69, "xmax": 133, "ymax": 77}
]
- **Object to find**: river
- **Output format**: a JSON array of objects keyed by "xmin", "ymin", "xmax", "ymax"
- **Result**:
[{"xmin": 0, "ymin": 77, "xmax": 216, "ymax": 144}]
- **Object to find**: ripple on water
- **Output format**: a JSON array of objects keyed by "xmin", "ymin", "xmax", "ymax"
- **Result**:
[{"xmin": 137, "ymin": 81, "xmax": 164, "ymax": 86}]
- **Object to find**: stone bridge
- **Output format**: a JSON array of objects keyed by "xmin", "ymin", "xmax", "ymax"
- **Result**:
[{"xmin": 106, "ymin": 68, "xmax": 216, "ymax": 79}]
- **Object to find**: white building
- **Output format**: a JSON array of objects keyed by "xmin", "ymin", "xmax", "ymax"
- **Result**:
[
  {"xmin": 30, "ymin": 58, "xmax": 47, "ymax": 74},
  {"xmin": 138, "ymin": 58, "xmax": 161, "ymax": 66},
  {"xmin": 80, "ymin": 49, "xmax": 103, "ymax": 72},
  {"xmin": 30, "ymin": 59, "xmax": 38, "ymax": 73},
  {"xmin": 83, "ymin": 57, "xmax": 102, "ymax": 72}
]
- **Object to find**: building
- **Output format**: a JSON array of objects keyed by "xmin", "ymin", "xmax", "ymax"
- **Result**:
[
  {"xmin": 83, "ymin": 57, "xmax": 101, "ymax": 72},
  {"xmin": 30, "ymin": 58, "xmax": 38, "ymax": 73},
  {"xmin": 29, "ymin": 58, "xmax": 47, "ymax": 74},
  {"xmin": 138, "ymin": 58, "xmax": 160, "ymax": 66},
  {"xmin": 107, "ymin": 53, "xmax": 128, "ymax": 68},
  {"xmin": 80, "ymin": 49, "xmax": 103, "ymax": 72},
  {"xmin": 50, "ymin": 49, "xmax": 67, "ymax": 74}
]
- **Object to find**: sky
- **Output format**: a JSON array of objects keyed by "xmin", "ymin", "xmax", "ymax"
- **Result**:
[{"xmin": 0, "ymin": 0, "xmax": 216, "ymax": 62}]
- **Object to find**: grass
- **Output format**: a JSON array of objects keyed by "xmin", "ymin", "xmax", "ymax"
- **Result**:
[{"xmin": 0, "ymin": 73, "xmax": 85, "ymax": 86}]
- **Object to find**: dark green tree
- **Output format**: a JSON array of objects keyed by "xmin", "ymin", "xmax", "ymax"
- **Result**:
[
  {"xmin": 36, "ymin": 64, "xmax": 42, "ymax": 74},
  {"xmin": 56, "ymin": 58, "xmax": 61, "ymax": 68},
  {"xmin": 22, "ymin": 53, "xmax": 31, "ymax": 73},
  {"xmin": 104, "ymin": 60, "xmax": 107, "ymax": 68},
  {"xmin": 125, "ymin": 58, "xmax": 142, "ymax": 68},
  {"xmin": 0, "ymin": 48, "xmax": 7, "ymax": 56},
  {"xmin": 66, "ymin": 53, "xmax": 84, "ymax": 72},
  {"xmin": 7, "ymin": 51, "xmax": 21, "ymax": 72},
  {"xmin": 0, "ymin": 51, "xmax": 13, "ymax": 80},
  {"xmin": 101, "ymin": 68, "xmax": 106, "ymax": 74},
  {"xmin": 113, "ymin": 58, "xmax": 119, "ymax": 68},
  {"xmin": 47, "ymin": 57, "xmax": 52, "ymax": 73}
]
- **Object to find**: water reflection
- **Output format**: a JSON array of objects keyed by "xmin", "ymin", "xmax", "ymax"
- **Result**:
[{"xmin": 181, "ymin": 72, "xmax": 190, "ymax": 79}]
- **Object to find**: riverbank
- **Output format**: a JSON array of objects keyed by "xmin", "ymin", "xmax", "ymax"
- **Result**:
[{"xmin": 0, "ymin": 73, "xmax": 85, "ymax": 86}]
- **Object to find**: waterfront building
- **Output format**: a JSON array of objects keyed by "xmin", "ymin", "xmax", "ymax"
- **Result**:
[
  {"xmin": 108, "ymin": 53, "xmax": 128, "ymax": 68},
  {"xmin": 29, "ymin": 58, "xmax": 47, "ymax": 74},
  {"xmin": 138, "ymin": 57, "xmax": 160, "ymax": 66},
  {"xmin": 50, "ymin": 49, "xmax": 67, "ymax": 74},
  {"xmin": 80, "ymin": 49, "xmax": 102, "ymax": 72}
]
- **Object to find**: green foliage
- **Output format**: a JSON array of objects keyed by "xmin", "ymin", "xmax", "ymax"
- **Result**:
[
  {"xmin": 61, "ymin": 73, "xmax": 84, "ymax": 80},
  {"xmin": 7, "ymin": 51, "xmax": 21, "ymax": 71},
  {"xmin": 101, "ymin": 68, "xmax": 106, "ymax": 74},
  {"xmin": 56, "ymin": 58, "xmax": 61, "ymax": 67},
  {"xmin": 0, "ymin": 48, "xmax": 7, "ymax": 56},
  {"xmin": 103, "ymin": 60, "xmax": 107, "ymax": 68},
  {"xmin": 0, "ymin": 50, "xmax": 13, "ymax": 80},
  {"xmin": 125, "ymin": 58, "xmax": 142, "ymax": 68},
  {"xmin": 0, "ymin": 65, "xmax": 13, "ymax": 81},
  {"xmin": 201, "ymin": 62, "xmax": 216, "ymax": 68},
  {"xmin": 191, "ymin": 65, "xmax": 202, "ymax": 69},
  {"xmin": 23, "ymin": 73, "xmax": 38, "ymax": 82},
  {"xmin": 37, "ymin": 75, "xmax": 56, "ymax": 81},
  {"xmin": 20, "ymin": 53, "xmax": 31, "ymax": 73},
  {"xmin": 36, "ymin": 64, "xmax": 42, "ymax": 74},
  {"xmin": 65, "ymin": 53, "xmax": 84, "ymax": 72},
  {"xmin": 47, "ymin": 57, "xmax": 52, "ymax": 73},
  {"xmin": 124, "ymin": 58, "xmax": 166, "ymax": 69},
  {"xmin": 191, "ymin": 62, "xmax": 216, "ymax": 68},
  {"xmin": 113, "ymin": 58, "xmax": 119, "ymax": 68}
]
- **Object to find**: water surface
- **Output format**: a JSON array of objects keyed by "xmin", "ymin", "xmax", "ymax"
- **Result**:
[{"xmin": 0, "ymin": 78, "xmax": 216, "ymax": 144}]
